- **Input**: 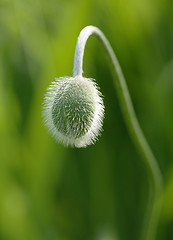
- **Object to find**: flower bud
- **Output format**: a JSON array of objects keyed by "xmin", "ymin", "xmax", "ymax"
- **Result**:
[{"xmin": 42, "ymin": 76, "xmax": 104, "ymax": 147}]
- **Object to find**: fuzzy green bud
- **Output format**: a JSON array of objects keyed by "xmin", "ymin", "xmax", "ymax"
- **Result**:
[{"xmin": 42, "ymin": 76, "xmax": 104, "ymax": 147}]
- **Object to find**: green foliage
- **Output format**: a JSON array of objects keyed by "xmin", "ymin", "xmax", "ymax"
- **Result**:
[{"xmin": 0, "ymin": 0, "xmax": 173, "ymax": 239}]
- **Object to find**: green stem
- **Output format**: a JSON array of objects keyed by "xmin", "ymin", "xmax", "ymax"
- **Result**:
[{"xmin": 73, "ymin": 26, "xmax": 163, "ymax": 240}]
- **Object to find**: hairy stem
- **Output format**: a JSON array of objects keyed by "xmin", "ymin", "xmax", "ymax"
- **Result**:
[{"xmin": 73, "ymin": 26, "xmax": 163, "ymax": 240}]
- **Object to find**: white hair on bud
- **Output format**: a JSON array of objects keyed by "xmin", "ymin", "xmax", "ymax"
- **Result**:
[{"xmin": 42, "ymin": 76, "xmax": 104, "ymax": 147}]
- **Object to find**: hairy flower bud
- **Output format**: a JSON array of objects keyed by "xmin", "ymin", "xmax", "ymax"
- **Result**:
[{"xmin": 42, "ymin": 76, "xmax": 104, "ymax": 147}]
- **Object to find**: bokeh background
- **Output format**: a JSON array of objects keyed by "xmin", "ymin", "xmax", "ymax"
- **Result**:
[{"xmin": 0, "ymin": 0, "xmax": 173, "ymax": 239}]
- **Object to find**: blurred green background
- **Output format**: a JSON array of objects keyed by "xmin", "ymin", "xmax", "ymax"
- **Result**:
[{"xmin": 0, "ymin": 0, "xmax": 173, "ymax": 239}]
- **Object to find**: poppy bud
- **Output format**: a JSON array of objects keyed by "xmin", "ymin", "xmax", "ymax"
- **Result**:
[{"xmin": 42, "ymin": 76, "xmax": 104, "ymax": 147}]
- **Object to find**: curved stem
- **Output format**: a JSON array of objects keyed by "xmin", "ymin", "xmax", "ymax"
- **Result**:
[{"xmin": 73, "ymin": 26, "xmax": 163, "ymax": 240}]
